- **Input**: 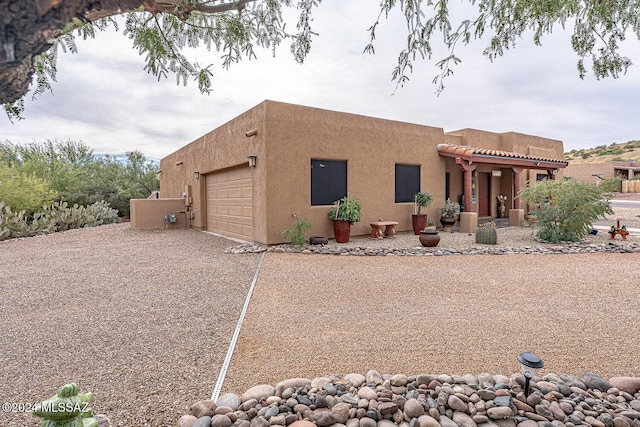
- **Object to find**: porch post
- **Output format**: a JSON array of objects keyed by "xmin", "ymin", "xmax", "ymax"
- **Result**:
[
  {"xmin": 455, "ymin": 159, "xmax": 476, "ymax": 212},
  {"xmin": 512, "ymin": 167, "xmax": 524, "ymax": 209},
  {"xmin": 510, "ymin": 167, "xmax": 525, "ymax": 227},
  {"xmin": 455, "ymin": 158, "xmax": 477, "ymax": 233}
]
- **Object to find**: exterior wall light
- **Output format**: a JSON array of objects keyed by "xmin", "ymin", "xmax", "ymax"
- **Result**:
[
  {"xmin": 247, "ymin": 155, "xmax": 257, "ymax": 168},
  {"xmin": 193, "ymin": 170, "xmax": 200, "ymax": 180},
  {"xmin": 517, "ymin": 352, "xmax": 544, "ymax": 397}
]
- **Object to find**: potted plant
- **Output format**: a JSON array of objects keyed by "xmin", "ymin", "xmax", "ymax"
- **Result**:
[
  {"xmin": 440, "ymin": 199, "xmax": 460, "ymax": 232},
  {"xmin": 328, "ymin": 196, "xmax": 362, "ymax": 243},
  {"xmin": 412, "ymin": 191, "xmax": 434, "ymax": 235}
]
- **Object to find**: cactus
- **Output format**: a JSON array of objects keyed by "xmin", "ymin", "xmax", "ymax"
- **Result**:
[
  {"xmin": 0, "ymin": 200, "xmax": 120, "ymax": 241},
  {"xmin": 476, "ymin": 222, "xmax": 498, "ymax": 245}
]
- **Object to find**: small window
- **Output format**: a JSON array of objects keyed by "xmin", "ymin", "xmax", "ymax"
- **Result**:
[
  {"xmin": 395, "ymin": 164, "xmax": 421, "ymax": 203},
  {"xmin": 311, "ymin": 159, "xmax": 347, "ymax": 206}
]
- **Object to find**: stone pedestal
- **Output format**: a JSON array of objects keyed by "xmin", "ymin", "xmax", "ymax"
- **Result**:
[
  {"xmin": 509, "ymin": 209, "xmax": 524, "ymax": 226},
  {"xmin": 459, "ymin": 212, "xmax": 478, "ymax": 233}
]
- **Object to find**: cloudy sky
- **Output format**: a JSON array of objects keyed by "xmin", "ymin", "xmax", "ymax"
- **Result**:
[{"xmin": 2, "ymin": 1, "xmax": 640, "ymax": 160}]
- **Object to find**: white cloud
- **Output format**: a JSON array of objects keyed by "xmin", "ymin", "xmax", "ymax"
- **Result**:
[{"xmin": 2, "ymin": 0, "xmax": 640, "ymax": 160}]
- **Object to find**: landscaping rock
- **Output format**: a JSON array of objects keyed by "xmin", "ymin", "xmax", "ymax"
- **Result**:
[
  {"xmin": 181, "ymin": 373, "xmax": 640, "ymax": 427},
  {"xmin": 190, "ymin": 400, "xmax": 217, "ymax": 418}
]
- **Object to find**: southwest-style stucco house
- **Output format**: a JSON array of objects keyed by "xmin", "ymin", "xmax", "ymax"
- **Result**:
[{"xmin": 144, "ymin": 100, "xmax": 567, "ymax": 244}]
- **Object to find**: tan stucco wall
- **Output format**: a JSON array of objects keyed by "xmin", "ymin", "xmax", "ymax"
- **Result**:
[
  {"xmin": 130, "ymin": 198, "xmax": 188, "ymax": 229},
  {"xmin": 261, "ymin": 101, "xmax": 446, "ymax": 243},
  {"xmin": 564, "ymin": 163, "xmax": 617, "ymax": 183},
  {"xmin": 159, "ymin": 102, "xmax": 269, "ymax": 242},
  {"xmin": 160, "ymin": 100, "xmax": 565, "ymax": 244}
]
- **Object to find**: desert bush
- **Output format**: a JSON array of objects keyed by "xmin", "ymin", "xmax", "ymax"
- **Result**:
[
  {"xmin": 0, "ymin": 201, "xmax": 120, "ymax": 241},
  {"xmin": 519, "ymin": 180, "xmax": 613, "ymax": 243}
]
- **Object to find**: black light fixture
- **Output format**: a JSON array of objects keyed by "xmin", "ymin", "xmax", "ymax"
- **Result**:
[
  {"xmin": 517, "ymin": 352, "xmax": 544, "ymax": 397},
  {"xmin": 247, "ymin": 155, "xmax": 257, "ymax": 168},
  {"xmin": 193, "ymin": 170, "xmax": 200, "ymax": 180}
]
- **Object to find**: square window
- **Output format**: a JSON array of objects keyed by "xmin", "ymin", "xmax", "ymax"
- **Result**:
[
  {"xmin": 395, "ymin": 164, "xmax": 420, "ymax": 203},
  {"xmin": 395, "ymin": 165, "xmax": 420, "ymax": 203},
  {"xmin": 311, "ymin": 159, "xmax": 347, "ymax": 206}
]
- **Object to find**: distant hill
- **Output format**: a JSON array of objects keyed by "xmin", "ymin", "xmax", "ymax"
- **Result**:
[{"xmin": 565, "ymin": 140, "xmax": 640, "ymax": 164}]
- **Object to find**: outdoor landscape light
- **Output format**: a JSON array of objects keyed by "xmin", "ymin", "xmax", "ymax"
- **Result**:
[
  {"xmin": 193, "ymin": 170, "xmax": 200, "ymax": 180},
  {"xmin": 517, "ymin": 352, "xmax": 544, "ymax": 397},
  {"xmin": 248, "ymin": 155, "xmax": 257, "ymax": 168}
]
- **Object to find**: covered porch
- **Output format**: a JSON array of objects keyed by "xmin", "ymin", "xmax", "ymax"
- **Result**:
[{"xmin": 437, "ymin": 143, "xmax": 568, "ymax": 232}]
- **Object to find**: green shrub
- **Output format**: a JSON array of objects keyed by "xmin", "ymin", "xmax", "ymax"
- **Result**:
[
  {"xmin": 0, "ymin": 164, "xmax": 57, "ymax": 214},
  {"xmin": 600, "ymin": 177, "xmax": 622, "ymax": 193},
  {"xmin": 282, "ymin": 214, "xmax": 312, "ymax": 245},
  {"xmin": 519, "ymin": 180, "xmax": 613, "ymax": 243}
]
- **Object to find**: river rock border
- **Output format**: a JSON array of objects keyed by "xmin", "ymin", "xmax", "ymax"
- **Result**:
[
  {"xmin": 225, "ymin": 241, "xmax": 640, "ymax": 256},
  {"xmin": 178, "ymin": 372, "xmax": 640, "ymax": 427}
]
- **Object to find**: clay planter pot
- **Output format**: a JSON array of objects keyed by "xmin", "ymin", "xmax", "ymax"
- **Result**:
[
  {"xmin": 419, "ymin": 230, "xmax": 440, "ymax": 247},
  {"xmin": 332, "ymin": 220, "xmax": 351, "ymax": 243},
  {"xmin": 440, "ymin": 216, "xmax": 456, "ymax": 233},
  {"xmin": 411, "ymin": 214, "xmax": 428, "ymax": 235}
]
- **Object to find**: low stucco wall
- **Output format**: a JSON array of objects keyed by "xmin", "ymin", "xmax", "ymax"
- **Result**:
[{"xmin": 130, "ymin": 199, "xmax": 188, "ymax": 229}]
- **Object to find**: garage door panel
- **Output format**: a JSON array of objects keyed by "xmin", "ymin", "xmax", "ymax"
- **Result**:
[
  {"xmin": 206, "ymin": 167, "xmax": 253, "ymax": 240},
  {"xmin": 228, "ymin": 188, "xmax": 243, "ymax": 198}
]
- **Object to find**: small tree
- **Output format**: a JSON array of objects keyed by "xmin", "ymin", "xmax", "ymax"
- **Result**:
[
  {"xmin": 282, "ymin": 214, "xmax": 312, "ymax": 246},
  {"xmin": 0, "ymin": 163, "xmax": 57, "ymax": 214},
  {"xmin": 519, "ymin": 179, "xmax": 614, "ymax": 243}
]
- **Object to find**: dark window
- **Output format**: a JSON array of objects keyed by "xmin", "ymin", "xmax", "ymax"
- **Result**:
[
  {"xmin": 311, "ymin": 159, "xmax": 347, "ymax": 206},
  {"xmin": 395, "ymin": 164, "xmax": 421, "ymax": 203}
]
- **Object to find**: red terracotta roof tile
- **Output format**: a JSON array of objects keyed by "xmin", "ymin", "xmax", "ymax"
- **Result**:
[{"xmin": 436, "ymin": 143, "xmax": 567, "ymax": 165}]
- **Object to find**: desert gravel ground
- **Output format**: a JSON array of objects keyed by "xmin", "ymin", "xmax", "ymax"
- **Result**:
[
  {"xmin": 222, "ymin": 251, "xmax": 640, "ymax": 395},
  {"xmin": 1, "ymin": 203, "xmax": 639, "ymax": 427},
  {"xmin": 0, "ymin": 224, "xmax": 261, "ymax": 427}
]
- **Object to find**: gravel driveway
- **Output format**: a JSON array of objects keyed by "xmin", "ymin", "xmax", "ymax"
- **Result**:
[
  {"xmin": 222, "ymin": 251, "xmax": 640, "ymax": 394},
  {"xmin": 0, "ymin": 224, "xmax": 261, "ymax": 427},
  {"xmin": 2, "ymin": 219, "xmax": 639, "ymax": 427}
]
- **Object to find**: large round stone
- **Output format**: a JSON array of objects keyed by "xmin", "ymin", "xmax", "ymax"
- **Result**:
[
  {"xmin": 609, "ymin": 377, "xmax": 640, "ymax": 394},
  {"xmin": 190, "ymin": 400, "xmax": 217, "ymax": 418},
  {"xmin": 241, "ymin": 385, "xmax": 275, "ymax": 403}
]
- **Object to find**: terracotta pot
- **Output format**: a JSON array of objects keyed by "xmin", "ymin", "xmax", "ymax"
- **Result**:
[
  {"xmin": 440, "ymin": 216, "xmax": 456, "ymax": 233},
  {"xmin": 498, "ymin": 204, "xmax": 506, "ymax": 218},
  {"xmin": 419, "ymin": 230, "xmax": 440, "ymax": 247},
  {"xmin": 411, "ymin": 214, "xmax": 428, "ymax": 235},
  {"xmin": 332, "ymin": 220, "xmax": 351, "ymax": 243}
]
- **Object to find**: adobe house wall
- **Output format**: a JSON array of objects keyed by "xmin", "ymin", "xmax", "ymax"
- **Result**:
[
  {"xmin": 159, "ymin": 100, "xmax": 566, "ymax": 244},
  {"xmin": 564, "ymin": 163, "xmax": 617, "ymax": 182},
  {"xmin": 261, "ymin": 101, "xmax": 446, "ymax": 243},
  {"xmin": 130, "ymin": 198, "xmax": 188, "ymax": 229},
  {"xmin": 159, "ymin": 102, "xmax": 269, "ymax": 242}
]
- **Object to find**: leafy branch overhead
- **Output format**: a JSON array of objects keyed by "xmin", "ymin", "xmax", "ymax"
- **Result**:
[{"xmin": 2, "ymin": 0, "xmax": 639, "ymax": 118}]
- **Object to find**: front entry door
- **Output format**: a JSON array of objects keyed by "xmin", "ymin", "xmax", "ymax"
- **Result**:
[{"xmin": 478, "ymin": 172, "xmax": 491, "ymax": 216}]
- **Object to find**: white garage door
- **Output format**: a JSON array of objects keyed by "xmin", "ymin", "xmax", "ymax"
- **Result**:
[{"xmin": 206, "ymin": 167, "xmax": 253, "ymax": 240}]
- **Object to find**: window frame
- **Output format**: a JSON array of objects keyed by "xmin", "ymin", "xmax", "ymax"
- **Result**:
[
  {"xmin": 310, "ymin": 159, "xmax": 348, "ymax": 206},
  {"xmin": 394, "ymin": 164, "xmax": 421, "ymax": 204}
]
